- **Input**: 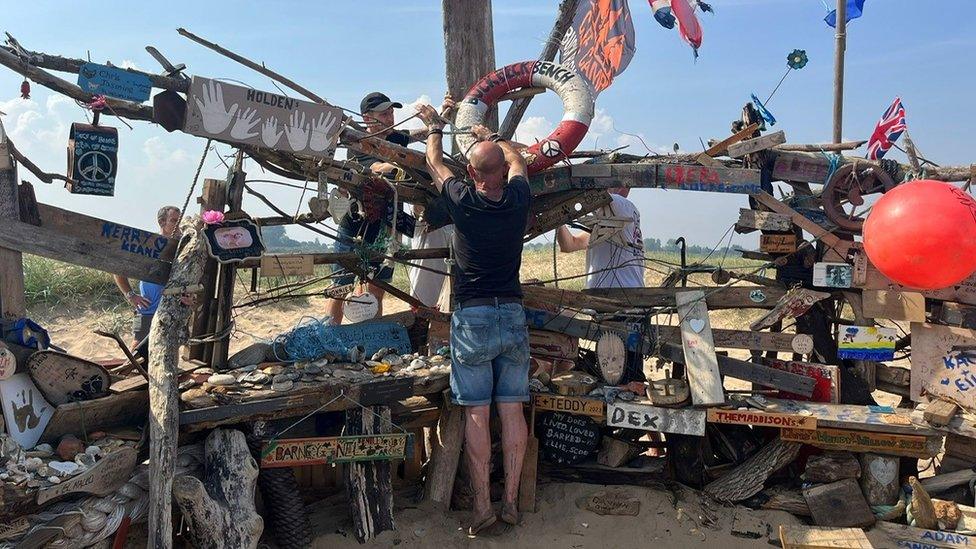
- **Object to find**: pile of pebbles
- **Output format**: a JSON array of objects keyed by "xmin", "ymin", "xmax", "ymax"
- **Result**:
[{"xmin": 0, "ymin": 433, "xmax": 135, "ymax": 490}]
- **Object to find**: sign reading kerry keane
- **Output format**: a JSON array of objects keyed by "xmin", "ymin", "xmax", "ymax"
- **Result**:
[{"xmin": 184, "ymin": 77, "xmax": 344, "ymax": 158}]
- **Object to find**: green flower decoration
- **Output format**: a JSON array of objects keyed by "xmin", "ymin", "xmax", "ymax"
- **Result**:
[{"xmin": 787, "ymin": 49, "xmax": 808, "ymax": 70}]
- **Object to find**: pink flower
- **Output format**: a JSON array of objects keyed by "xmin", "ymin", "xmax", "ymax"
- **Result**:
[{"xmin": 202, "ymin": 210, "xmax": 225, "ymax": 225}]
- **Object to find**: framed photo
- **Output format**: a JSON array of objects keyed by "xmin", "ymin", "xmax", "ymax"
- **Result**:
[
  {"xmin": 203, "ymin": 218, "xmax": 265, "ymax": 264},
  {"xmin": 813, "ymin": 262, "xmax": 853, "ymax": 288}
]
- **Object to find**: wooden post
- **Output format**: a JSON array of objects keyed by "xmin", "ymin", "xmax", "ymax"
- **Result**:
[
  {"xmin": 423, "ymin": 395, "xmax": 465, "ymax": 509},
  {"xmin": 344, "ymin": 406, "xmax": 396, "ymax": 543},
  {"xmin": 148, "ymin": 217, "xmax": 209, "ymax": 549},
  {"xmin": 0, "ymin": 119, "xmax": 25, "ymax": 320},
  {"xmin": 210, "ymin": 154, "xmax": 245, "ymax": 370},
  {"xmin": 832, "ymin": 0, "xmax": 847, "ymax": 143},
  {"xmin": 189, "ymin": 178, "xmax": 225, "ymax": 361},
  {"xmin": 497, "ymin": 0, "xmax": 580, "ymax": 140},
  {"xmin": 443, "ymin": 0, "xmax": 496, "ymax": 148}
]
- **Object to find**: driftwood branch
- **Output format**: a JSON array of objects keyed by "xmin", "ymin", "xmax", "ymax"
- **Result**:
[
  {"xmin": 148, "ymin": 216, "xmax": 210, "ymax": 549},
  {"xmin": 176, "ymin": 27, "xmax": 326, "ymax": 104},
  {"xmin": 774, "ymin": 140, "xmax": 866, "ymax": 152},
  {"xmin": 498, "ymin": 0, "xmax": 579, "ymax": 140}
]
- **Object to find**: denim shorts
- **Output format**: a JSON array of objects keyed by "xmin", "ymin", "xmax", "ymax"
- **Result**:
[
  {"xmin": 331, "ymin": 226, "xmax": 394, "ymax": 286},
  {"xmin": 450, "ymin": 302, "xmax": 531, "ymax": 406}
]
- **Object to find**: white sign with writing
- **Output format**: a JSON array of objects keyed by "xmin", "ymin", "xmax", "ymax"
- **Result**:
[{"xmin": 606, "ymin": 401, "xmax": 706, "ymax": 436}]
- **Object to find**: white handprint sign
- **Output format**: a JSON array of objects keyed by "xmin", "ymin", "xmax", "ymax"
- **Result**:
[
  {"xmin": 185, "ymin": 77, "xmax": 344, "ymax": 159},
  {"xmin": 262, "ymin": 116, "xmax": 283, "ymax": 148}
]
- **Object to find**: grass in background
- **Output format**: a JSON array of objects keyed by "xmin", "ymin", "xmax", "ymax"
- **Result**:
[{"xmin": 24, "ymin": 256, "xmax": 123, "ymax": 307}]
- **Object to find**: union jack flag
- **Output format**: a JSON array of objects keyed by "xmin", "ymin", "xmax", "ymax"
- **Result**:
[{"xmin": 866, "ymin": 97, "xmax": 907, "ymax": 160}]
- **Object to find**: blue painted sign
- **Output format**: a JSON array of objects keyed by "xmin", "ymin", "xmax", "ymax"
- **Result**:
[
  {"xmin": 330, "ymin": 322, "xmax": 411, "ymax": 357},
  {"xmin": 77, "ymin": 63, "xmax": 152, "ymax": 103},
  {"xmin": 67, "ymin": 123, "xmax": 118, "ymax": 196}
]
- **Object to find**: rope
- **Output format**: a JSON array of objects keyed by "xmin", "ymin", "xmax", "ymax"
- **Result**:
[
  {"xmin": 270, "ymin": 316, "xmax": 353, "ymax": 362},
  {"xmin": 820, "ymin": 150, "xmax": 843, "ymax": 185},
  {"xmin": 179, "ymin": 139, "xmax": 213, "ymax": 220}
]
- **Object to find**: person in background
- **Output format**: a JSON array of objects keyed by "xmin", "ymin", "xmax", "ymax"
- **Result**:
[
  {"xmin": 417, "ymin": 102, "xmax": 531, "ymax": 536},
  {"xmin": 556, "ymin": 187, "xmax": 647, "ymax": 382},
  {"xmin": 113, "ymin": 205, "xmax": 181, "ymax": 349}
]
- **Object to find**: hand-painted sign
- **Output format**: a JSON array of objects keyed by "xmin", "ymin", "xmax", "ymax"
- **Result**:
[
  {"xmin": 533, "ymin": 393, "xmax": 605, "ymax": 419},
  {"xmin": 539, "ymin": 411, "xmax": 601, "ymax": 465},
  {"xmin": 760, "ymin": 234, "xmax": 797, "ymax": 254},
  {"xmin": 0, "ymin": 373, "xmax": 54, "ymax": 448},
  {"xmin": 203, "ymin": 218, "xmax": 265, "ymax": 264},
  {"xmin": 329, "ymin": 322, "xmax": 411, "ymax": 357},
  {"xmin": 67, "ymin": 123, "xmax": 118, "ymax": 196},
  {"xmin": 100, "ymin": 221, "xmax": 170, "ymax": 260},
  {"xmin": 528, "ymin": 162, "xmax": 762, "ymax": 196},
  {"xmin": 764, "ymin": 359, "xmax": 840, "ymax": 403},
  {"xmin": 260, "ymin": 254, "xmax": 314, "ymax": 277},
  {"xmin": 77, "ymin": 63, "xmax": 152, "ymax": 103},
  {"xmin": 707, "ymin": 408, "xmax": 817, "ymax": 430},
  {"xmin": 780, "ymin": 427, "xmax": 936, "ymax": 459},
  {"xmin": 0, "ymin": 343, "xmax": 15, "ymax": 381},
  {"xmin": 27, "ymin": 351, "xmax": 110, "ymax": 405},
  {"xmin": 606, "ymin": 401, "xmax": 706, "ymax": 436},
  {"xmin": 184, "ymin": 77, "xmax": 344, "ymax": 158},
  {"xmin": 260, "ymin": 434, "xmax": 410, "ymax": 467},
  {"xmin": 750, "ymin": 288, "xmax": 831, "ymax": 332},
  {"xmin": 36, "ymin": 447, "xmax": 139, "ymax": 504},
  {"xmin": 837, "ymin": 326, "xmax": 897, "ymax": 361},
  {"xmin": 910, "ymin": 322, "xmax": 976, "ymax": 407}
]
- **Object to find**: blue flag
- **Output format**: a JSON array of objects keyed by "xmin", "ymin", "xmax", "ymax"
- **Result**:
[{"xmin": 824, "ymin": 0, "xmax": 866, "ymax": 28}]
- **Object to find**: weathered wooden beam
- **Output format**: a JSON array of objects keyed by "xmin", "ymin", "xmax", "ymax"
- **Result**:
[
  {"xmin": 529, "ymin": 162, "xmax": 763, "ymax": 196},
  {"xmin": 774, "ymin": 140, "xmax": 865, "ymax": 153},
  {"xmin": 524, "ymin": 189, "xmax": 611, "ymax": 240},
  {"xmin": 0, "ymin": 119, "xmax": 25, "ymax": 319},
  {"xmin": 751, "ymin": 192, "xmax": 848, "ymax": 252},
  {"xmin": 584, "ymin": 286, "xmax": 787, "ymax": 309},
  {"xmin": 149, "ymin": 217, "xmax": 209, "ymax": 549},
  {"xmin": 444, "ymin": 0, "xmax": 497, "ymax": 146},
  {"xmin": 498, "ymin": 0, "xmax": 579, "ymax": 140},
  {"xmin": 35, "ymin": 202, "xmax": 176, "ymax": 262},
  {"xmin": 238, "ymin": 248, "xmax": 449, "ymax": 269},
  {"xmin": 771, "ymin": 149, "xmax": 972, "ymax": 184},
  {"xmin": 727, "ymin": 130, "xmax": 786, "ymax": 158},
  {"xmin": 704, "ymin": 123, "xmax": 760, "ymax": 157}
]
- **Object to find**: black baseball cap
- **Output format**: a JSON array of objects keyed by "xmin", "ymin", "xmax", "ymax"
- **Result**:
[{"xmin": 360, "ymin": 92, "xmax": 402, "ymax": 114}]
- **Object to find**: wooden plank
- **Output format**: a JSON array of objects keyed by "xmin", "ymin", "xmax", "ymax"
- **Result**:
[
  {"xmin": 606, "ymin": 401, "xmax": 706, "ymax": 436},
  {"xmin": 675, "ymin": 291, "xmax": 724, "ymax": 406},
  {"xmin": 764, "ymin": 398, "xmax": 935, "ymax": 436},
  {"xmin": 760, "ymin": 233, "xmax": 797, "ymax": 254},
  {"xmin": 528, "ymin": 162, "xmax": 763, "ymax": 196},
  {"xmin": 36, "ymin": 447, "xmax": 139, "ymax": 504},
  {"xmin": 705, "ymin": 123, "xmax": 760, "ymax": 156},
  {"xmin": 41, "ymin": 390, "xmax": 148, "ymax": 442},
  {"xmin": 861, "ymin": 290, "xmax": 925, "ymax": 322},
  {"xmin": 728, "ymin": 130, "xmax": 786, "ymax": 158},
  {"xmin": 585, "ymin": 286, "xmax": 787, "ymax": 309},
  {"xmin": 36, "ymin": 203, "xmax": 176, "ymax": 262},
  {"xmin": 803, "ymin": 478, "xmax": 876, "ymax": 528},
  {"xmin": 525, "ymin": 190, "xmax": 611, "ymax": 240},
  {"xmin": 919, "ymin": 467, "xmax": 976, "ymax": 495},
  {"xmin": 750, "ymin": 288, "xmax": 831, "ymax": 331},
  {"xmin": 771, "ymin": 150, "xmax": 834, "ymax": 184},
  {"xmin": 872, "ymin": 521, "xmax": 974, "ymax": 549},
  {"xmin": 260, "ymin": 254, "xmax": 314, "ymax": 277},
  {"xmin": 260, "ymin": 434, "xmax": 410, "ymax": 468},
  {"xmin": 736, "ymin": 208, "xmax": 793, "ymax": 232},
  {"xmin": 856, "ymin": 251, "xmax": 976, "ymax": 306},
  {"xmin": 752, "ymin": 192, "xmax": 847, "ymax": 251},
  {"xmin": 910, "ymin": 322, "xmax": 976, "ymax": 406},
  {"xmin": 707, "ymin": 408, "xmax": 817, "ymax": 430},
  {"xmin": 939, "ymin": 302, "xmax": 976, "ymax": 329},
  {"xmin": 782, "ymin": 427, "xmax": 939, "ymax": 459},
  {"xmin": 532, "ymin": 393, "xmax": 604, "ymax": 420},
  {"xmin": 0, "ymin": 218, "xmax": 171, "ymax": 284},
  {"xmin": 764, "ymin": 359, "xmax": 840, "ymax": 403},
  {"xmin": 911, "ymin": 403, "xmax": 976, "ymax": 439},
  {"xmin": 780, "ymin": 525, "xmax": 872, "ymax": 549},
  {"xmin": 924, "ymin": 398, "xmax": 960, "ymax": 427}
]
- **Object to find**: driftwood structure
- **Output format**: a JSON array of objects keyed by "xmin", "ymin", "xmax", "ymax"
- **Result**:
[{"xmin": 1, "ymin": 2, "xmax": 976, "ymax": 549}]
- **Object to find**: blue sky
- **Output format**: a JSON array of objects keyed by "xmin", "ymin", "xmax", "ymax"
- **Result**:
[{"xmin": 1, "ymin": 0, "xmax": 974, "ymax": 249}]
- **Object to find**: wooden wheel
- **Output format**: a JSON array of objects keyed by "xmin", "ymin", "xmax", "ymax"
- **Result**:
[{"xmin": 822, "ymin": 163, "xmax": 896, "ymax": 232}]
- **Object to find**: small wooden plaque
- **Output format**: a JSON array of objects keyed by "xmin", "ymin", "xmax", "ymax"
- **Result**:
[
  {"xmin": 781, "ymin": 426, "xmax": 934, "ymax": 459},
  {"xmin": 261, "ymin": 434, "xmax": 410, "ymax": 468},
  {"xmin": 803, "ymin": 478, "xmax": 875, "ymax": 528},
  {"xmin": 533, "ymin": 393, "xmax": 605, "ymax": 420},
  {"xmin": 779, "ymin": 525, "xmax": 872, "ymax": 549},
  {"xmin": 862, "ymin": 290, "xmax": 925, "ymax": 322},
  {"xmin": 707, "ymin": 408, "xmax": 817, "ymax": 430},
  {"xmin": 760, "ymin": 233, "xmax": 797, "ymax": 254},
  {"xmin": 607, "ymin": 401, "xmax": 706, "ymax": 436},
  {"xmin": 27, "ymin": 351, "xmax": 110, "ymax": 406},
  {"xmin": 36, "ymin": 447, "xmax": 139, "ymax": 504},
  {"xmin": 260, "ymin": 254, "xmax": 314, "ymax": 277}
]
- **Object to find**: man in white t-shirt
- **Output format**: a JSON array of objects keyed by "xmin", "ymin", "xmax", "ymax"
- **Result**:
[
  {"xmin": 557, "ymin": 187, "xmax": 647, "ymax": 383},
  {"xmin": 556, "ymin": 187, "xmax": 645, "ymax": 289}
]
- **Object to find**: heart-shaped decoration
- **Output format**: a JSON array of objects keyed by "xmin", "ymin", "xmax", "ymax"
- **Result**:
[
  {"xmin": 689, "ymin": 318, "xmax": 706, "ymax": 334},
  {"xmin": 308, "ymin": 197, "xmax": 330, "ymax": 220},
  {"xmin": 328, "ymin": 187, "xmax": 352, "ymax": 221},
  {"xmin": 343, "ymin": 292, "xmax": 379, "ymax": 324},
  {"xmin": 869, "ymin": 457, "xmax": 897, "ymax": 485}
]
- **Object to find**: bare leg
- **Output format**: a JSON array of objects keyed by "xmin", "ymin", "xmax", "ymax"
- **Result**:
[
  {"xmin": 367, "ymin": 284, "xmax": 386, "ymax": 317},
  {"xmin": 497, "ymin": 402, "xmax": 527, "ymax": 516},
  {"xmin": 325, "ymin": 297, "xmax": 344, "ymax": 325},
  {"xmin": 463, "ymin": 405, "xmax": 494, "ymax": 524}
]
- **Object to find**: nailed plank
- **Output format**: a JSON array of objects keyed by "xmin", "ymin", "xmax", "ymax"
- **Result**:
[
  {"xmin": 260, "ymin": 434, "xmax": 410, "ymax": 467},
  {"xmin": 606, "ymin": 401, "xmax": 706, "ymax": 436},
  {"xmin": 924, "ymin": 398, "xmax": 960, "ymax": 427},
  {"xmin": 36, "ymin": 447, "xmax": 139, "ymax": 504},
  {"xmin": 0, "ymin": 218, "xmax": 170, "ymax": 284},
  {"xmin": 910, "ymin": 403, "xmax": 976, "ymax": 439},
  {"xmin": 782, "ymin": 427, "xmax": 939, "ymax": 459},
  {"xmin": 803, "ymin": 478, "xmax": 876, "ymax": 528},
  {"xmin": 525, "ymin": 190, "xmax": 611, "ymax": 240},
  {"xmin": 736, "ymin": 208, "xmax": 793, "ymax": 232},
  {"xmin": 675, "ymin": 291, "xmax": 724, "ymax": 405},
  {"xmin": 35, "ymin": 202, "xmax": 175, "ymax": 262},
  {"xmin": 528, "ymin": 162, "xmax": 763, "ymax": 196},
  {"xmin": 760, "ymin": 233, "xmax": 797, "ymax": 254},
  {"xmin": 751, "ymin": 288, "xmax": 831, "ymax": 331},
  {"xmin": 705, "ymin": 123, "xmax": 760, "ymax": 156},
  {"xmin": 871, "ymin": 521, "xmax": 975, "ymax": 549},
  {"xmin": 919, "ymin": 467, "xmax": 976, "ymax": 495},
  {"xmin": 855, "ymin": 250, "xmax": 976, "ymax": 306},
  {"xmin": 532, "ymin": 393, "xmax": 605, "ymax": 420},
  {"xmin": 764, "ymin": 398, "xmax": 935, "ymax": 436},
  {"xmin": 260, "ymin": 254, "xmax": 314, "ymax": 277},
  {"xmin": 752, "ymin": 192, "xmax": 847, "ymax": 251},
  {"xmin": 910, "ymin": 322, "xmax": 976, "ymax": 407},
  {"xmin": 861, "ymin": 290, "xmax": 925, "ymax": 322},
  {"xmin": 780, "ymin": 525, "xmax": 872, "ymax": 549},
  {"xmin": 707, "ymin": 408, "xmax": 817, "ymax": 430},
  {"xmin": 764, "ymin": 359, "xmax": 840, "ymax": 403},
  {"xmin": 771, "ymin": 150, "xmax": 834, "ymax": 184},
  {"xmin": 41, "ymin": 391, "xmax": 148, "ymax": 442},
  {"xmin": 728, "ymin": 130, "xmax": 787, "ymax": 158},
  {"xmin": 585, "ymin": 286, "xmax": 787, "ymax": 309}
]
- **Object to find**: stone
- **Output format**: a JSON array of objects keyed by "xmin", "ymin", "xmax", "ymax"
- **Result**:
[
  {"xmin": 48, "ymin": 476, "xmax": 61, "ymax": 484},
  {"xmin": 27, "ymin": 479, "xmax": 42, "ymax": 488},
  {"xmin": 48, "ymin": 461, "xmax": 80, "ymax": 476},
  {"xmin": 57, "ymin": 435, "xmax": 85, "ymax": 461},
  {"xmin": 75, "ymin": 452, "xmax": 96, "ymax": 468},
  {"xmin": 410, "ymin": 359, "xmax": 427, "ymax": 370},
  {"xmin": 285, "ymin": 370, "xmax": 302, "ymax": 382},
  {"xmin": 208, "ymin": 373, "xmax": 237, "ymax": 386},
  {"xmin": 37, "ymin": 466, "xmax": 52, "ymax": 477},
  {"xmin": 304, "ymin": 364, "xmax": 323, "ymax": 375},
  {"xmin": 32, "ymin": 443, "xmax": 54, "ymax": 455},
  {"xmin": 23, "ymin": 457, "xmax": 43, "ymax": 472},
  {"xmin": 242, "ymin": 371, "xmax": 270, "ymax": 384},
  {"xmin": 382, "ymin": 354, "xmax": 404, "ymax": 366},
  {"xmin": 272, "ymin": 376, "xmax": 294, "ymax": 392},
  {"xmin": 85, "ymin": 445, "xmax": 101, "ymax": 457},
  {"xmin": 264, "ymin": 364, "xmax": 285, "ymax": 376},
  {"xmin": 577, "ymin": 490, "xmax": 641, "ymax": 516},
  {"xmin": 371, "ymin": 348, "xmax": 393, "ymax": 362},
  {"xmin": 429, "ymin": 355, "xmax": 446, "ymax": 364}
]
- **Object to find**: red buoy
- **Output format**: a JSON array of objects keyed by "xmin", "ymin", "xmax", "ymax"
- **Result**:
[{"xmin": 863, "ymin": 180, "xmax": 976, "ymax": 289}]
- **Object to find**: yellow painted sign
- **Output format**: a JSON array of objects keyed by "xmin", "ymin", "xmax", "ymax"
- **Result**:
[
  {"xmin": 533, "ymin": 393, "xmax": 605, "ymax": 419},
  {"xmin": 707, "ymin": 408, "xmax": 817, "ymax": 430},
  {"xmin": 781, "ymin": 427, "xmax": 935, "ymax": 459}
]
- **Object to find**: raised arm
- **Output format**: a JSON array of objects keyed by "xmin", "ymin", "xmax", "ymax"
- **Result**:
[
  {"xmin": 416, "ymin": 104, "xmax": 453, "ymax": 192},
  {"xmin": 497, "ymin": 139, "xmax": 528, "ymax": 181},
  {"xmin": 556, "ymin": 225, "xmax": 590, "ymax": 252}
]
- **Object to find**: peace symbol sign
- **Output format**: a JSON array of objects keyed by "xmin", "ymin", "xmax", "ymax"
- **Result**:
[{"xmin": 78, "ymin": 151, "xmax": 113, "ymax": 182}]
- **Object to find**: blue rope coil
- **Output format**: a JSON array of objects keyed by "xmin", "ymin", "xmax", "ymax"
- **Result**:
[{"xmin": 272, "ymin": 316, "xmax": 345, "ymax": 362}]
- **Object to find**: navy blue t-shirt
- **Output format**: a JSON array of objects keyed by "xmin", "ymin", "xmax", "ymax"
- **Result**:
[{"xmin": 441, "ymin": 176, "xmax": 531, "ymax": 303}]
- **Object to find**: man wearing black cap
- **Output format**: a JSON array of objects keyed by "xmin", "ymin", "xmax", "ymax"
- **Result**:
[{"xmin": 325, "ymin": 92, "xmax": 451, "ymax": 324}]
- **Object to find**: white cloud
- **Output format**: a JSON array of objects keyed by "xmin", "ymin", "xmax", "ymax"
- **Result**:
[
  {"xmin": 119, "ymin": 60, "xmax": 140, "ymax": 70},
  {"xmin": 512, "ymin": 108, "xmax": 673, "ymax": 155},
  {"xmin": 396, "ymin": 94, "xmax": 431, "ymax": 132},
  {"xmin": 514, "ymin": 116, "xmax": 554, "ymax": 145}
]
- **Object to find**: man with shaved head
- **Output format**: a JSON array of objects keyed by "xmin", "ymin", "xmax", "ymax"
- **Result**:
[{"xmin": 417, "ymin": 103, "xmax": 531, "ymax": 535}]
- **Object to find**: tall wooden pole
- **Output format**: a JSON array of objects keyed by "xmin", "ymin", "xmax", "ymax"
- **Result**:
[
  {"xmin": 832, "ymin": 0, "xmax": 847, "ymax": 144},
  {"xmin": 443, "ymin": 0, "xmax": 496, "ymax": 150},
  {"xmin": 0, "ymin": 119, "xmax": 26, "ymax": 320}
]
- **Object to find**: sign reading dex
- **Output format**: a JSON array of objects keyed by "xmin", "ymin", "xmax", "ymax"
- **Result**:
[{"xmin": 606, "ymin": 401, "xmax": 706, "ymax": 436}]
